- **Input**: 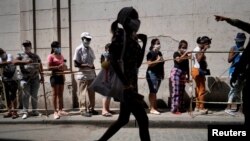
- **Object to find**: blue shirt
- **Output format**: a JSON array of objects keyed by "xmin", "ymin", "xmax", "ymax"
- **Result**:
[{"xmin": 229, "ymin": 46, "xmax": 242, "ymax": 76}]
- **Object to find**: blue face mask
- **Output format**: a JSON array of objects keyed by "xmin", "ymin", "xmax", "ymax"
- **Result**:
[
  {"xmin": 236, "ymin": 41, "xmax": 245, "ymax": 47},
  {"xmin": 54, "ymin": 47, "xmax": 61, "ymax": 54}
]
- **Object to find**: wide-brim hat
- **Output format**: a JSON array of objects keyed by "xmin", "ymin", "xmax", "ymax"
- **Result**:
[{"xmin": 235, "ymin": 33, "xmax": 246, "ymax": 42}]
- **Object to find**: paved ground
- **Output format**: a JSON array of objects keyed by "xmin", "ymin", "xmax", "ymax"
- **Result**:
[{"xmin": 0, "ymin": 124, "xmax": 207, "ymax": 141}]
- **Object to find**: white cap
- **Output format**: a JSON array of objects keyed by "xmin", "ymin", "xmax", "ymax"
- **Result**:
[{"xmin": 80, "ymin": 32, "xmax": 92, "ymax": 39}]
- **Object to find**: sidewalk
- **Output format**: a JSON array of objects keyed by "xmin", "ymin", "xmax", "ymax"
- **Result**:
[{"xmin": 0, "ymin": 108, "xmax": 244, "ymax": 128}]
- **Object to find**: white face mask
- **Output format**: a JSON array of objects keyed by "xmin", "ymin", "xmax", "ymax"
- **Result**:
[
  {"xmin": 83, "ymin": 38, "xmax": 91, "ymax": 47},
  {"xmin": 181, "ymin": 49, "xmax": 187, "ymax": 53},
  {"xmin": 154, "ymin": 44, "xmax": 161, "ymax": 51}
]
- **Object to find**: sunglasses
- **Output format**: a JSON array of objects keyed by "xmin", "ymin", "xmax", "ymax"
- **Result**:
[{"xmin": 82, "ymin": 37, "xmax": 91, "ymax": 42}]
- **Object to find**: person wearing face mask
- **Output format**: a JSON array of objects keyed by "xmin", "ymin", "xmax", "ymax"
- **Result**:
[
  {"xmin": 100, "ymin": 43, "xmax": 114, "ymax": 117},
  {"xmin": 97, "ymin": 7, "xmax": 150, "ymax": 141},
  {"xmin": 191, "ymin": 36, "xmax": 212, "ymax": 115},
  {"xmin": 214, "ymin": 15, "xmax": 250, "ymax": 128},
  {"xmin": 146, "ymin": 38, "xmax": 164, "ymax": 115},
  {"xmin": 47, "ymin": 41, "xmax": 68, "ymax": 119},
  {"xmin": 0, "ymin": 48, "xmax": 19, "ymax": 119},
  {"xmin": 170, "ymin": 40, "xmax": 190, "ymax": 114},
  {"xmin": 73, "ymin": 32, "xmax": 97, "ymax": 117},
  {"xmin": 224, "ymin": 33, "xmax": 246, "ymax": 116},
  {"xmin": 14, "ymin": 40, "xmax": 44, "ymax": 119}
]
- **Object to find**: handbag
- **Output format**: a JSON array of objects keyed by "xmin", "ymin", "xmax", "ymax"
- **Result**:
[
  {"xmin": 89, "ymin": 67, "xmax": 124, "ymax": 101},
  {"xmin": 89, "ymin": 35, "xmax": 126, "ymax": 102}
]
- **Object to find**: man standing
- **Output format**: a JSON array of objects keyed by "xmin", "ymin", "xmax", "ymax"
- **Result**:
[
  {"xmin": 0, "ymin": 48, "xmax": 18, "ymax": 119},
  {"xmin": 225, "ymin": 33, "xmax": 246, "ymax": 116},
  {"xmin": 14, "ymin": 40, "xmax": 44, "ymax": 119},
  {"xmin": 215, "ymin": 15, "xmax": 250, "ymax": 128},
  {"xmin": 73, "ymin": 32, "xmax": 98, "ymax": 117}
]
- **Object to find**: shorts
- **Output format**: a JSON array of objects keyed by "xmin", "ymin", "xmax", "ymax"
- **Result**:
[
  {"xmin": 50, "ymin": 75, "xmax": 65, "ymax": 86},
  {"xmin": 146, "ymin": 71, "xmax": 161, "ymax": 93}
]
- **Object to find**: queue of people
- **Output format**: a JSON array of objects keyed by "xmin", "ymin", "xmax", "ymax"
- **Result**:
[{"xmin": 0, "ymin": 11, "xmax": 246, "ymax": 124}]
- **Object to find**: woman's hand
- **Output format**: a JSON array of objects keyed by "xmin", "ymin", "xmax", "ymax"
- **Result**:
[
  {"xmin": 57, "ymin": 64, "xmax": 64, "ymax": 71},
  {"xmin": 137, "ymin": 34, "xmax": 147, "ymax": 46}
]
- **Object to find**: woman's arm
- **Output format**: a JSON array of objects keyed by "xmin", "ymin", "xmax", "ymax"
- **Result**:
[{"xmin": 109, "ymin": 41, "xmax": 130, "ymax": 87}]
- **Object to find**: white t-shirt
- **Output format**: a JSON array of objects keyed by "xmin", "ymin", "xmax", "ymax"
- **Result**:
[
  {"xmin": 192, "ymin": 46, "xmax": 201, "ymax": 69},
  {"xmin": 73, "ymin": 44, "xmax": 96, "ymax": 80}
]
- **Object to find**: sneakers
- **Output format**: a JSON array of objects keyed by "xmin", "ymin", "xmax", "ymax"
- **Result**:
[
  {"xmin": 22, "ymin": 113, "xmax": 28, "ymax": 119},
  {"xmin": 199, "ymin": 109, "xmax": 208, "ymax": 115},
  {"xmin": 194, "ymin": 108, "xmax": 199, "ymax": 112},
  {"xmin": 54, "ymin": 112, "xmax": 60, "ymax": 119},
  {"xmin": 30, "ymin": 111, "xmax": 42, "ymax": 116},
  {"xmin": 81, "ymin": 111, "xmax": 92, "ymax": 117},
  {"xmin": 225, "ymin": 109, "xmax": 236, "ymax": 116},
  {"xmin": 58, "ymin": 110, "xmax": 69, "ymax": 116},
  {"xmin": 89, "ymin": 109, "xmax": 99, "ymax": 115},
  {"xmin": 150, "ymin": 110, "xmax": 161, "ymax": 115}
]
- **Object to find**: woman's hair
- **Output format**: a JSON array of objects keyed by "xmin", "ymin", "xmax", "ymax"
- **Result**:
[
  {"xmin": 117, "ymin": 7, "xmax": 138, "ymax": 26},
  {"xmin": 111, "ymin": 7, "xmax": 139, "ymax": 35},
  {"xmin": 105, "ymin": 43, "xmax": 111, "ymax": 50},
  {"xmin": 196, "ymin": 36, "xmax": 212, "ymax": 44},
  {"xmin": 50, "ymin": 41, "xmax": 60, "ymax": 54},
  {"xmin": 178, "ymin": 40, "xmax": 188, "ymax": 49},
  {"xmin": 110, "ymin": 21, "xmax": 124, "ymax": 42},
  {"xmin": 0, "ymin": 48, "xmax": 5, "ymax": 55},
  {"xmin": 149, "ymin": 38, "xmax": 159, "ymax": 50}
]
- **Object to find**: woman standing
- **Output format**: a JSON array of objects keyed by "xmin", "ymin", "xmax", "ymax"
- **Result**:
[
  {"xmin": 191, "ymin": 36, "xmax": 212, "ymax": 114},
  {"xmin": 100, "ymin": 43, "xmax": 113, "ymax": 117},
  {"xmin": 47, "ymin": 41, "xmax": 68, "ymax": 119},
  {"xmin": 146, "ymin": 38, "xmax": 164, "ymax": 115},
  {"xmin": 170, "ymin": 40, "xmax": 190, "ymax": 114}
]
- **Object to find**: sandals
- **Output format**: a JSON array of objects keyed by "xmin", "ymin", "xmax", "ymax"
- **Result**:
[{"xmin": 102, "ymin": 112, "xmax": 112, "ymax": 117}]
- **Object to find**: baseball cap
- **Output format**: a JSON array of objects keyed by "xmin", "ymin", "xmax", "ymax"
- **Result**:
[
  {"xmin": 80, "ymin": 32, "xmax": 92, "ymax": 39},
  {"xmin": 22, "ymin": 40, "xmax": 32, "ymax": 47},
  {"xmin": 235, "ymin": 33, "xmax": 246, "ymax": 42}
]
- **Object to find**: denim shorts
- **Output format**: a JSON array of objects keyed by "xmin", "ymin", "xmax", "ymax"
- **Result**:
[
  {"xmin": 50, "ymin": 75, "xmax": 64, "ymax": 86},
  {"xmin": 146, "ymin": 71, "xmax": 162, "ymax": 93}
]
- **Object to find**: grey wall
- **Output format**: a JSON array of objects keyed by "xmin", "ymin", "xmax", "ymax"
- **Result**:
[{"xmin": 0, "ymin": 0, "xmax": 249, "ymax": 109}]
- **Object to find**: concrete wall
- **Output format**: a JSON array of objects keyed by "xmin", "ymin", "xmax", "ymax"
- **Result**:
[{"xmin": 0, "ymin": 0, "xmax": 249, "ymax": 110}]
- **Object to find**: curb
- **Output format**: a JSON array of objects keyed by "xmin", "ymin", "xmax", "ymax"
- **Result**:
[{"xmin": 0, "ymin": 112, "xmax": 244, "ymax": 128}]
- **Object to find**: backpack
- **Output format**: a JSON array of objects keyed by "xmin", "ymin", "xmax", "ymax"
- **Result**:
[{"xmin": 3, "ymin": 64, "xmax": 16, "ymax": 79}]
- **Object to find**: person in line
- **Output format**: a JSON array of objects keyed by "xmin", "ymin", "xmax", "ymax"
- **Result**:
[
  {"xmin": 170, "ymin": 40, "xmax": 190, "ymax": 114},
  {"xmin": 73, "ymin": 32, "xmax": 98, "ymax": 117},
  {"xmin": 100, "ymin": 43, "xmax": 114, "ymax": 117},
  {"xmin": 146, "ymin": 38, "xmax": 164, "ymax": 115},
  {"xmin": 215, "ymin": 15, "xmax": 250, "ymax": 127},
  {"xmin": 191, "ymin": 36, "xmax": 212, "ymax": 114},
  {"xmin": 47, "ymin": 41, "xmax": 68, "ymax": 119},
  {"xmin": 97, "ymin": 7, "xmax": 150, "ymax": 141},
  {"xmin": 14, "ymin": 40, "xmax": 44, "ymax": 119},
  {"xmin": 0, "ymin": 48, "xmax": 18, "ymax": 119},
  {"xmin": 224, "ymin": 33, "xmax": 246, "ymax": 116}
]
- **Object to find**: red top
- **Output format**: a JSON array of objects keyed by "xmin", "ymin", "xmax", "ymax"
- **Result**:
[{"xmin": 47, "ymin": 54, "xmax": 64, "ymax": 67}]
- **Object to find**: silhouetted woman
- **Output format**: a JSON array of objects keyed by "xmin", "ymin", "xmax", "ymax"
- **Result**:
[{"xmin": 98, "ymin": 7, "xmax": 150, "ymax": 141}]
